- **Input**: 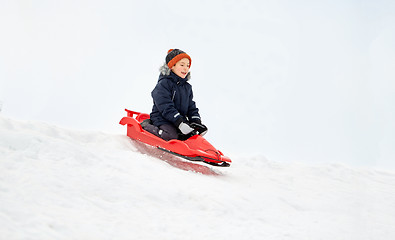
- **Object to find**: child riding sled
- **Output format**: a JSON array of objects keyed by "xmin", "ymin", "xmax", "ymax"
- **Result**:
[{"xmin": 141, "ymin": 49, "xmax": 208, "ymax": 141}]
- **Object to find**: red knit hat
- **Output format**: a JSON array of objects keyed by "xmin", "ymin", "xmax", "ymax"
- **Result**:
[{"xmin": 166, "ymin": 49, "xmax": 192, "ymax": 69}]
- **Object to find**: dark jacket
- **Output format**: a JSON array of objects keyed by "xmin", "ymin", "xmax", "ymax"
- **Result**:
[{"xmin": 150, "ymin": 65, "xmax": 200, "ymax": 127}]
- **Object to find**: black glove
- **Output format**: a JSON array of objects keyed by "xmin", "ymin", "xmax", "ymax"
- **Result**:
[
  {"xmin": 190, "ymin": 122, "xmax": 208, "ymax": 136},
  {"xmin": 175, "ymin": 117, "xmax": 194, "ymax": 135}
]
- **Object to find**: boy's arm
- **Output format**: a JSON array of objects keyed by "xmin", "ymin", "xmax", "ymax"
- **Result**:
[
  {"xmin": 152, "ymin": 81, "xmax": 182, "ymax": 124},
  {"xmin": 187, "ymin": 87, "xmax": 201, "ymax": 123}
]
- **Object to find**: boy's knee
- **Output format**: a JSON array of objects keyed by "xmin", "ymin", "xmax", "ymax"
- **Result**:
[
  {"xmin": 159, "ymin": 124, "xmax": 179, "ymax": 141},
  {"xmin": 142, "ymin": 123, "xmax": 160, "ymax": 137},
  {"xmin": 142, "ymin": 121, "xmax": 179, "ymax": 141}
]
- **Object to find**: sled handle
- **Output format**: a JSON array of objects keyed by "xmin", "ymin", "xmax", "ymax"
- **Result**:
[{"xmin": 125, "ymin": 109, "xmax": 141, "ymax": 118}]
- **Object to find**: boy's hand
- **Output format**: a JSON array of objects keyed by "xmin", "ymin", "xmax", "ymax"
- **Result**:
[
  {"xmin": 179, "ymin": 122, "xmax": 194, "ymax": 135},
  {"xmin": 190, "ymin": 122, "xmax": 208, "ymax": 136},
  {"xmin": 176, "ymin": 118, "xmax": 194, "ymax": 135}
]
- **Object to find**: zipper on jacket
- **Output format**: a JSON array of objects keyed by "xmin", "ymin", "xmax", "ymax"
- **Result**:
[{"xmin": 172, "ymin": 90, "xmax": 176, "ymax": 101}]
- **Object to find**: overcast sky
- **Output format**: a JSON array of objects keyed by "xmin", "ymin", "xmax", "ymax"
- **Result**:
[{"xmin": 1, "ymin": 0, "xmax": 394, "ymax": 169}]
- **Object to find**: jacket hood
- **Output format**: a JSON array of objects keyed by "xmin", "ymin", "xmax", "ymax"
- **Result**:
[{"xmin": 159, "ymin": 62, "xmax": 191, "ymax": 81}]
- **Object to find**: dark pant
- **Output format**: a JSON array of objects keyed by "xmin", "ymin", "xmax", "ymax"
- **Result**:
[{"xmin": 143, "ymin": 123, "xmax": 179, "ymax": 141}]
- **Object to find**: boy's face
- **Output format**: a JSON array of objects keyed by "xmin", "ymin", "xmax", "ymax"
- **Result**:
[{"xmin": 171, "ymin": 58, "xmax": 190, "ymax": 79}]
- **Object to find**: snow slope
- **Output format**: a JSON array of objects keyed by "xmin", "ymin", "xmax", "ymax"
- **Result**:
[{"xmin": 1, "ymin": 116, "xmax": 395, "ymax": 240}]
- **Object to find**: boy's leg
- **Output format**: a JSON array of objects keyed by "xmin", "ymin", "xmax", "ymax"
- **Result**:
[
  {"xmin": 142, "ymin": 122, "xmax": 178, "ymax": 141},
  {"xmin": 142, "ymin": 123, "xmax": 161, "ymax": 137},
  {"xmin": 159, "ymin": 124, "xmax": 179, "ymax": 141}
]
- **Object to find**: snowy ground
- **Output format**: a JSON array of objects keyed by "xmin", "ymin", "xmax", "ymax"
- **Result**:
[{"xmin": 1, "ymin": 115, "xmax": 395, "ymax": 240}]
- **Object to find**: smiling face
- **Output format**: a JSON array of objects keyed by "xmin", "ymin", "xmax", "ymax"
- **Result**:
[{"xmin": 171, "ymin": 58, "xmax": 190, "ymax": 79}]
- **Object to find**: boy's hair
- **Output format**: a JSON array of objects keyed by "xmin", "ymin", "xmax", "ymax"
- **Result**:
[{"xmin": 166, "ymin": 49, "xmax": 192, "ymax": 69}]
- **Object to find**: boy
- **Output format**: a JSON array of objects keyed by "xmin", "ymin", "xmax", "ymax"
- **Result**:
[{"xmin": 142, "ymin": 49, "xmax": 208, "ymax": 141}]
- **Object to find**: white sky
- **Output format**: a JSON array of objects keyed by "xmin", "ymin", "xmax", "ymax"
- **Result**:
[{"xmin": 1, "ymin": 0, "xmax": 394, "ymax": 168}]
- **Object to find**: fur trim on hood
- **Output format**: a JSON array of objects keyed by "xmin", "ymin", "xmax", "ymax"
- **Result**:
[{"xmin": 159, "ymin": 62, "xmax": 191, "ymax": 80}]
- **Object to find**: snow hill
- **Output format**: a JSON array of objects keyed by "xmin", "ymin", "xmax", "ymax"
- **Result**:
[{"xmin": 1, "ymin": 115, "xmax": 395, "ymax": 240}]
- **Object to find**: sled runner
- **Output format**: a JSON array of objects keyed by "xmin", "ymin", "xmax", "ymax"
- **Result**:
[{"xmin": 119, "ymin": 109, "xmax": 231, "ymax": 167}]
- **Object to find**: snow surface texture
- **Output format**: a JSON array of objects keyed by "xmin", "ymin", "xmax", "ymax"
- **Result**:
[{"xmin": 1, "ymin": 116, "xmax": 395, "ymax": 240}]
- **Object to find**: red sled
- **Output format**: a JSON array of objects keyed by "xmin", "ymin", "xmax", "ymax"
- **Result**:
[{"xmin": 119, "ymin": 109, "xmax": 231, "ymax": 167}]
